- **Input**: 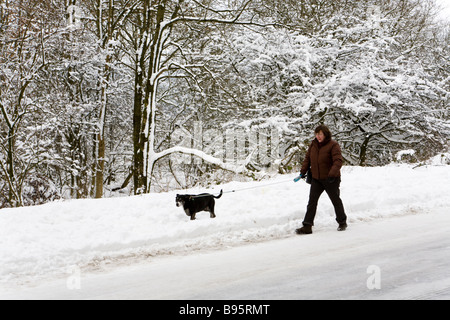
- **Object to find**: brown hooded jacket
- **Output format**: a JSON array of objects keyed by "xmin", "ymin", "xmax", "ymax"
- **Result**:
[{"xmin": 301, "ymin": 138, "xmax": 343, "ymax": 180}]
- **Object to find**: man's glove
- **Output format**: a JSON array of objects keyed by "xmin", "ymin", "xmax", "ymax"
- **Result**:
[{"xmin": 294, "ymin": 173, "xmax": 306, "ymax": 182}]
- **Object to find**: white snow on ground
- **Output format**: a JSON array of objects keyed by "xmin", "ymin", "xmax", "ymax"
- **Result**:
[{"xmin": 0, "ymin": 160, "xmax": 449, "ymax": 299}]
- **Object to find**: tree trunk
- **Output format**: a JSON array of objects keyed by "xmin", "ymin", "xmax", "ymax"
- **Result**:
[
  {"xmin": 359, "ymin": 136, "xmax": 369, "ymax": 167},
  {"xmin": 94, "ymin": 0, "xmax": 114, "ymax": 198},
  {"xmin": 6, "ymin": 129, "xmax": 16, "ymax": 205},
  {"xmin": 133, "ymin": 67, "xmax": 147, "ymax": 194}
]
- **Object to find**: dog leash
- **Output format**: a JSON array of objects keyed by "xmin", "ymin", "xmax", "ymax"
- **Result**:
[
  {"xmin": 186, "ymin": 176, "xmax": 304, "ymax": 198},
  {"xmin": 222, "ymin": 177, "xmax": 298, "ymax": 194}
]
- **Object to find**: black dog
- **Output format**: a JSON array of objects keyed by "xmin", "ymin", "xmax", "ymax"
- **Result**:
[{"xmin": 176, "ymin": 190, "xmax": 223, "ymax": 220}]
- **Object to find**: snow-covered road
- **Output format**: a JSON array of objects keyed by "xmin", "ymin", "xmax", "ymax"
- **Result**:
[
  {"xmin": 1, "ymin": 161, "xmax": 449, "ymax": 300},
  {"xmin": 2, "ymin": 208, "xmax": 450, "ymax": 300}
]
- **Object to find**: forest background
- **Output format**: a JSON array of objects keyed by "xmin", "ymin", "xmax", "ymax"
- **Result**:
[{"xmin": 0, "ymin": 0, "xmax": 448, "ymax": 208}]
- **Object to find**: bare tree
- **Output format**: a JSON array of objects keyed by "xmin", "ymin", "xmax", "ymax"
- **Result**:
[
  {"xmin": 117, "ymin": 0, "xmax": 263, "ymax": 194},
  {"xmin": 0, "ymin": 0, "xmax": 62, "ymax": 207}
]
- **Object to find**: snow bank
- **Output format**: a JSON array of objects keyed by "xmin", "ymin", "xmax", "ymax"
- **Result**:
[{"xmin": 0, "ymin": 164, "xmax": 449, "ymax": 284}]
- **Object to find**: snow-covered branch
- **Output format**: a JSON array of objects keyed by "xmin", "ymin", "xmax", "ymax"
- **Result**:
[{"xmin": 152, "ymin": 146, "xmax": 248, "ymax": 174}]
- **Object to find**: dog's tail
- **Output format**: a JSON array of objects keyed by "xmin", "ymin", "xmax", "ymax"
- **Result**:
[{"xmin": 213, "ymin": 189, "xmax": 223, "ymax": 199}]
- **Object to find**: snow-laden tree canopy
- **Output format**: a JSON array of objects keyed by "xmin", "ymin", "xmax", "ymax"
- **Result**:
[{"xmin": 1, "ymin": 0, "xmax": 448, "ymax": 208}]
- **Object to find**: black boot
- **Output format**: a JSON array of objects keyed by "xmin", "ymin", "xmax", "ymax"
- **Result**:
[
  {"xmin": 337, "ymin": 223, "xmax": 347, "ymax": 231},
  {"xmin": 296, "ymin": 225, "xmax": 312, "ymax": 235}
]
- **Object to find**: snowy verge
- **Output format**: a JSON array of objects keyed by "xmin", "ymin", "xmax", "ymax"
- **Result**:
[{"xmin": 0, "ymin": 164, "xmax": 449, "ymax": 285}]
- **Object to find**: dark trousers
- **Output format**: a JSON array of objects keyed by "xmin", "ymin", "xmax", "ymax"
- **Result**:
[{"xmin": 303, "ymin": 177, "xmax": 347, "ymax": 226}]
